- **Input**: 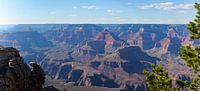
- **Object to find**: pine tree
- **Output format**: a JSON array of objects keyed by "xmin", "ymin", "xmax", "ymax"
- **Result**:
[
  {"xmin": 187, "ymin": 3, "xmax": 200, "ymax": 39},
  {"xmin": 143, "ymin": 64, "xmax": 176, "ymax": 91},
  {"xmin": 179, "ymin": 2, "xmax": 200, "ymax": 90}
]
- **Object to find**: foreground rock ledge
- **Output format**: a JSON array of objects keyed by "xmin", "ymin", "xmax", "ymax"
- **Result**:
[{"xmin": 0, "ymin": 46, "xmax": 45, "ymax": 91}]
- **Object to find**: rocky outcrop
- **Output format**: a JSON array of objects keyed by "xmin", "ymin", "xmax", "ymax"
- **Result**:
[
  {"xmin": 154, "ymin": 38, "xmax": 170, "ymax": 53},
  {"xmin": 127, "ymin": 27, "xmax": 159, "ymax": 50},
  {"xmin": 0, "ymin": 46, "xmax": 45, "ymax": 91},
  {"xmin": 127, "ymin": 32, "xmax": 143, "ymax": 49},
  {"xmin": 95, "ymin": 29, "xmax": 122, "ymax": 48},
  {"xmin": 94, "ymin": 29, "xmax": 126, "ymax": 54}
]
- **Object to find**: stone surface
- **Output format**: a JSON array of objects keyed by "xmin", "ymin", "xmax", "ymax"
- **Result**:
[{"xmin": 0, "ymin": 46, "xmax": 45, "ymax": 91}]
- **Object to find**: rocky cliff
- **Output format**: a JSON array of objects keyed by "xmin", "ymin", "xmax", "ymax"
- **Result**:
[{"xmin": 0, "ymin": 46, "xmax": 45, "ymax": 91}]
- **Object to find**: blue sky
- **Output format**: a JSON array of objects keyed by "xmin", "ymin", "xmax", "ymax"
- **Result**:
[{"xmin": 0, "ymin": 0, "xmax": 199, "ymax": 24}]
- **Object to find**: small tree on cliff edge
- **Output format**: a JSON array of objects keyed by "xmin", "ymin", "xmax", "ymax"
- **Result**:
[
  {"xmin": 143, "ymin": 64, "xmax": 175, "ymax": 91},
  {"xmin": 144, "ymin": 2, "xmax": 200, "ymax": 91},
  {"xmin": 178, "ymin": 2, "xmax": 200, "ymax": 90}
]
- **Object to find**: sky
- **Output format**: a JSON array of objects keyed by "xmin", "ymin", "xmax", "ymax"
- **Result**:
[{"xmin": 0, "ymin": 0, "xmax": 199, "ymax": 24}]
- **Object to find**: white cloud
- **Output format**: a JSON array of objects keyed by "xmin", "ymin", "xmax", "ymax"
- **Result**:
[
  {"xmin": 81, "ymin": 5, "xmax": 96, "ymax": 9},
  {"xmin": 140, "ymin": 2, "xmax": 193, "ymax": 10}
]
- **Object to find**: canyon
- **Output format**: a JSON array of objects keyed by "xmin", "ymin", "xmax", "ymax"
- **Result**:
[{"xmin": 0, "ymin": 24, "xmax": 196, "ymax": 91}]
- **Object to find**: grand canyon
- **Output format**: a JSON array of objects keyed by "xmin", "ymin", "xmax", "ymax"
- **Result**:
[{"xmin": 0, "ymin": 24, "xmax": 196, "ymax": 91}]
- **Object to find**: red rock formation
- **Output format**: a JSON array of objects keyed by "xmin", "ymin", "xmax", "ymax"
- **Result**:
[
  {"xmin": 127, "ymin": 32, "xmax": 143, "ymax": 49},
  {"xmin": 95, "ymin": 29, "xmax": 122, "ymax": 49}
]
